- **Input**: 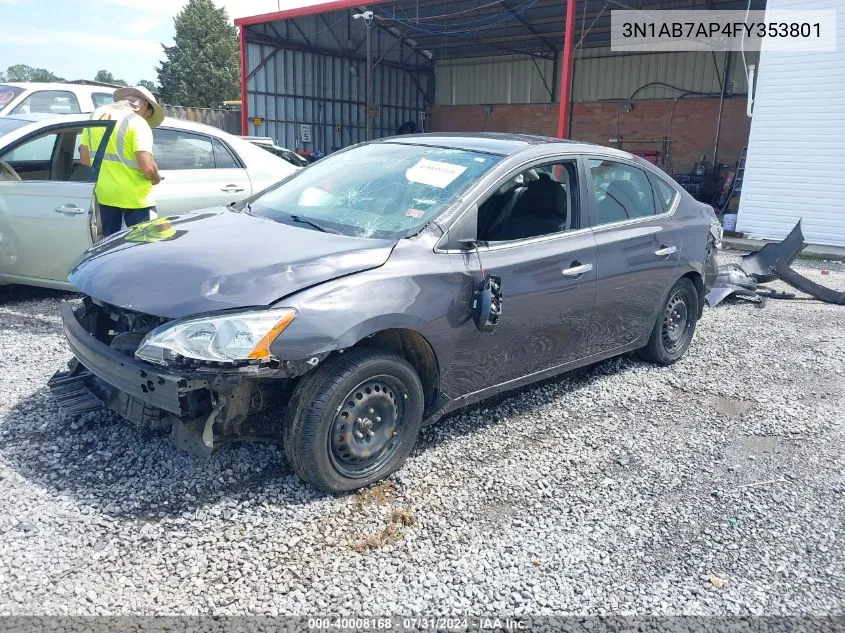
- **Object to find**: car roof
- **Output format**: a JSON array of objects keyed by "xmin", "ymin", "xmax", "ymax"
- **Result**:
[
  {"xmin": 1, "ymin": 82, "xmax": 115, "ymax": 91},
  {"xmin": 1, "ymin": 112, "xmax": 233, "ymax": 138},
  {"xmin": 379, "ymin": 132, "xmax": 635, "ymax": 160}
]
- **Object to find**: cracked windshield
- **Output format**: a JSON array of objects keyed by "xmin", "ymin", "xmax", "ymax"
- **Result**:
[{"xmin": 249, "ymin": 142, "xmax": 502, "ymax": 239}]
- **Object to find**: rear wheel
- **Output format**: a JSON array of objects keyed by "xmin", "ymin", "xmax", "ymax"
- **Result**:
[
  {"xmin": 637, "ymin": 277, "xmax": 699, "ymax": 365},
  {"xmin": 282, "ymin": 348, "xmax": 424, "ymax": 493}
]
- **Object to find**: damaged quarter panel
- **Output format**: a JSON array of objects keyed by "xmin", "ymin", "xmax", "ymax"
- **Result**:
[{"xmin": 658, "ymin": 181, "xmax": 719, "ymax": 305}]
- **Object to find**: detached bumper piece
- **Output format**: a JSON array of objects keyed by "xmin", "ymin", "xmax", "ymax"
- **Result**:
[
  {"xmin": 48, "ymin": 360, "xmax": 105, "ymax": 416},
  {"xmin": 708, "ymin": 221, "xmax": 844, "ymax": 307}
]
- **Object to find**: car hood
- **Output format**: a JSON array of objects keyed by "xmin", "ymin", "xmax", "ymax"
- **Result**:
[{"xmin": 69, "ymin": 209, "xmax": 396, "ymax": 318}]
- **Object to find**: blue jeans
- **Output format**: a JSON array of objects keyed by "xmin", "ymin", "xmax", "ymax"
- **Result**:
[{"xmin": 100, "ymin": 204, "xmax": 156, "ymax": 237}]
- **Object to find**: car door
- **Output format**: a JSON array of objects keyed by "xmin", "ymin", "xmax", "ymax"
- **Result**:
[
  {"xmin": 585, "ymin": 157, "xmax": 681, "ymax": 354},
  {"xmin": 153, "ymin": 127, "xmax": 252, "ymax": 213},
  {"xmin": 0, "ymin": 119, "xmax": 114, "ymax": 286},
  {"xmin": 444, "ymin": 157, "xmax": 598, "ymax": 395}
]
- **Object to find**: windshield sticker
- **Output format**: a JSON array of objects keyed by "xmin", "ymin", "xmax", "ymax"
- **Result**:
[
  {"xmin": 0, "ymin": 91, "xmax": 15, "ymax": 106},
  {"xmin": 406, "ymin": 158, "xmax": 467, "ymax": 189},
  {"xmin": 405, "ymin": 208, "xmax": 425, "ymax": 218}
]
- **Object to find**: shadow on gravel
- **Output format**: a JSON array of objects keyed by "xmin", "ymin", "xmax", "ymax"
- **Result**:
[
  {"xmin": 0, "ymin": 387, "xmax": 317, "ymax": 520},
  {"xmin": 420, "ymin": 353, "xmax": 644, "ymax": 448},
  {"xmin": 0, "ymin": 354, "xmax": 651, "ymax": 519},
  {"xmin": 0, "ymin": 284, "xmax": 77, "ymax": 305}
]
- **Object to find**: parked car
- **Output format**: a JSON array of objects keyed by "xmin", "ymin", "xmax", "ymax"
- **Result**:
[
  {"xmin": 53, "ymin": 133, "xmax": 720, "ymax": 493},
  {"xmin": 0, "ymin": 113, "xmax": 297, "ymax": 289},
  {"xmin": 0, "ymin": 83, "xmax": 116, "ymax": 116},
  {"xmin": 242, "ymin": 136, "xmax": 308, "ymax": 168}
]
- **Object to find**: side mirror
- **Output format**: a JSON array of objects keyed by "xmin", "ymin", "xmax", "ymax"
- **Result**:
[{"xmin": 472, "ymin": 274, "xmax": 503, "ymax": 333}]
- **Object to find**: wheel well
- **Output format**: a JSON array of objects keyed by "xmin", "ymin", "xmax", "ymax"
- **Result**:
[
  {"xmin": 355, "ymin": 329, "xmax": 440, "ymax": 413},
  {"xmin": 681, "ymin": 271, "xmax": 705, "ymax": 317}
]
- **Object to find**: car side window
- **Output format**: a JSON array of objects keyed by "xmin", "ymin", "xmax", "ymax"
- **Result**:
[
  {"xmin": 10, "ymin": 90, "xmax": 81, "ymax": 115},
  {"xmin": 653, "ymin": 177, "xmax": 679, "ymax": 211},
  {"xmin": 589, "ymin": 159, "xmax": 656, "ymax": 225},
  {"xmin": 213, "ymin": 138, "xmax": 241, "ymax": 168},
  {"xmin": 153, "ymin": 128, "xmax": 215, "ymax": 170},
  {"xmin": 477, "ymin": 160, "xmax": 579, "ymax": 243},
  {"xmin": 1, "ymin": 126, "xmax": 97, "ymax": 182}
]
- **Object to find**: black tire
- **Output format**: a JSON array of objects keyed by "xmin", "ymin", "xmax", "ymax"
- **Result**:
[
  {"xmin": 637, "ymin": 277, "xmax": 699, "ymax": 365},
  {"xmin": 282, "ymin": 348, "xmax": 424, "ymax": 493}
]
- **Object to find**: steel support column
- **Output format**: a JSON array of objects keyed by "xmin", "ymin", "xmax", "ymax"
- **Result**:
[
  {"xmin": 240, "ymin": 26, "xmax": 248, "ymax": 135},
  {"xmin": 557, "ymin": 0, "xmax": 576, "ymax": 138}
]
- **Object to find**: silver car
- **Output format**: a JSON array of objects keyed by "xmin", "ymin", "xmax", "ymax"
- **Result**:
[{"xmin": 0, "ymin": 114, "xmax": 298, "ymax": 290}]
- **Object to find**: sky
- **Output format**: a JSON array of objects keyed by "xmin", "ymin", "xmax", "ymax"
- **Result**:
[{"xmin": 0, "ymin": 0, "xmax": 330, "ymax": 84}]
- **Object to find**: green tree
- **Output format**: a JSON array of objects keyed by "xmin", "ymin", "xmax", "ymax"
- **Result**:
[
  {"xmin": 94, "ymin": 70, "xmax": 128, "ymax": 86},
  {"xmin": 157, "ymin": 0, "xmax": 239, "ymax": 107},
  {"xmin": 6, "ymin": 64, "xmax": 63, "ymax": 82},
  {"xmin": 137, "ymin": 79, "xmax": 158, "ymax": 92}
]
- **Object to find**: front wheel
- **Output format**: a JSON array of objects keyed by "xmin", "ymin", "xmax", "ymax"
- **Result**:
[
  {"xmin": 282, "ymin": 348, "xmax": 424, "ymax": 493},
  {"xmin": 637, "ymin": 277, "xmax": 699, "ymax": 365}
]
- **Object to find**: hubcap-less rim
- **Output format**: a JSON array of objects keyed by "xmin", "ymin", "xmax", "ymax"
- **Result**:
[
  {"xmin": 329, "ymin": 375, "xmax": 409, "ymax": 479},
  {"xmin": 662, "ymin": 291, "xmax": 691, "ymax": 353}
]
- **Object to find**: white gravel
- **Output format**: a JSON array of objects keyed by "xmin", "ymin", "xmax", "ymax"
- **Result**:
[{"xmin": 0, "ymin": 252, "xmax": 843, "ymax": 617}]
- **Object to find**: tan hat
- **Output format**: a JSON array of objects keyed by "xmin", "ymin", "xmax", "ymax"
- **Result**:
[{"xmin": 113, "ymin": 85, "xmax": 165, "ymax": 128}]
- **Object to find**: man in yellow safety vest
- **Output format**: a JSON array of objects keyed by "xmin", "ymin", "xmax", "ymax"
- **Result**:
[{"xmin": 80, "ymin": 85, "xmax": 165, "ymax": 236}]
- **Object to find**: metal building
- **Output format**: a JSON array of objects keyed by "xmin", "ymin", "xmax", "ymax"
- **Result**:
[{"xmin": 235, "ymin": 0, "xmax": 763, "ymax": 176}]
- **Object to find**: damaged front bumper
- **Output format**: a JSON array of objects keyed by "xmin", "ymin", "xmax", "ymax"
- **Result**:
[
  {"xmin": 51, "ymin": 302, "xmax": 316, "ymax": 455},
  {"xmin": 55, "ymin": 303, "xmax": 209, "ymax": 416}
]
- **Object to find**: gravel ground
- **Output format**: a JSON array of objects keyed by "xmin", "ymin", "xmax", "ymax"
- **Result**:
[{"xmin": 0, "ymin": 251, "xmax": 843, "ymax": 617}]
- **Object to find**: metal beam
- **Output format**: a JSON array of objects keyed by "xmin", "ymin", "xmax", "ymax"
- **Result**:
[
  {"xmin": 318, "ymin": 13, "xmax": 346, "ymax": 50},
  {"xmin": 240, "ymin": 27, "xmax": 248, "ymax": 135},
  {"xmin": 502, "ymin": 0, "xmax": 558, "ymax": 54},
  {"xmin": 288, "ymin": 19, "xmax": 314, "ymax": 47},
  {"xmin": 247, "ymin": 47, "xmax": 281, "ymax": 80},
  {"xmin": 370, "ymin": 13, "xmax": 434, "ymax": 63},
  {"xmin": 245, "ymin": 32, "xmax": 434, "ymax": 75},
  {"xmin": 374, "ymin": 31, "xmax": 407, "ymax": 67},
  {"xmin": 557, "ymin": 0, "xmax": 576, "ymax": 138}
]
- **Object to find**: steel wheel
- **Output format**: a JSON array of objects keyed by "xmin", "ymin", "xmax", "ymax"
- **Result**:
[
  {"xmin": 328, "ymin": 375, "xmax": 410, "ymax": 480},
  {"xmin": 661, "ymin": 289, "xmax": 693, "ymax": 354}
]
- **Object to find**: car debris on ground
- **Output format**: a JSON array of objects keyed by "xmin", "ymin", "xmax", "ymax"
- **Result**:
[{"xmin": 707, "ymin": 221, "xmax": 845, "ymax": 307}]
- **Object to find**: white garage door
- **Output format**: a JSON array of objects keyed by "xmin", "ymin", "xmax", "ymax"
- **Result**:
[{"xmin": 737, "ymin": 0, "xmax": 845, "ymax": 247}]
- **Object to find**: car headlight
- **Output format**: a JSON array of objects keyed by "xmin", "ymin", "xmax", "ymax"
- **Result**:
[{"xmin": 135, "ymin": 308, "xmax": 297, "ymax": 365}]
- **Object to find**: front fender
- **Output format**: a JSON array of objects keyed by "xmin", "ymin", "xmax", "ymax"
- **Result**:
[{"xmin": 268, "ymin": 239, "xmax": 462, "ymax": 363}]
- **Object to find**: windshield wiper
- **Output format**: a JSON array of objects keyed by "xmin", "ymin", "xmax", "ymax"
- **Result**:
[{"xmin": 289, "ymin": 214, "xmax": 343, "ymax": 235}]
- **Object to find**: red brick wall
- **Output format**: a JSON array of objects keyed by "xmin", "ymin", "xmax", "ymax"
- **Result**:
[{"xmin": 429, "ymin": 98, "xmax": 750, "ymax": 174}]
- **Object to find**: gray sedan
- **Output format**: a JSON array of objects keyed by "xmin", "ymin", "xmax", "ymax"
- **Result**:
[
  {"xmin": 0, "ymin": 114, "xmax": 297, "ymax": 290},
  {"xmin": 55, "ymin": 133, "xmax": 720, "ymax": 493}
]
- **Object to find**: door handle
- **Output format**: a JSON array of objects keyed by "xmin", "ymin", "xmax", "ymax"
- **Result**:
[
  {"xmin": 562, "ymin": 263, "xmax": 593, "ymax": 277},
  {"xmin": 654, "ymin": 245, "xmax": 677, "ymax": 257},
  {"xmin": 221, "ymin": 184, "xmax": 245, "ymax": 193},
  {"xmin": 54, "ymin": 205, "xmax": 86, "ymax": 215}
]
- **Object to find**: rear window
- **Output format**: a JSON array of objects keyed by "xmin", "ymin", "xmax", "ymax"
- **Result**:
[
  {"xmin": 0, "ymin": 85, "xmax": 25, "ymax": 113},
  {"xmin": 11, "ymin": 90, "xmax": 81, "ymax": 115},
  {"xmin": 92, "ymin": 92, "xmax": 114, "ymax": 107}
]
